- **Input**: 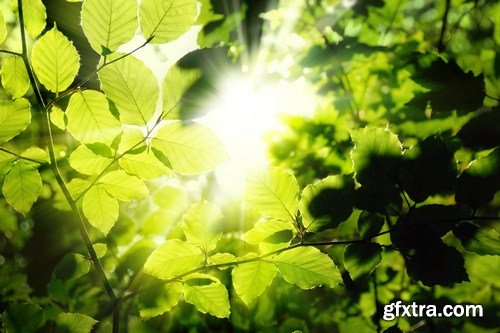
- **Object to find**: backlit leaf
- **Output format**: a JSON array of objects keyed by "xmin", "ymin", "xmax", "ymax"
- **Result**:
[
  {"xmin": 245, "ymin": 167, "xmax": 299, "ymax": 222},
  {"xmin": 183, "ymin": 273, "xmax": 230, "ymax": 318},
  {"xmin": 99, "ymin": 54, "xmax": 158, "ymax": 125},
  {"xmin": 162, "ymin": 63, "xmax": 202, "ymax": 119},
  {"xmin": 100, "ymin": 170, "xmax": 149, "ymax": 201},
  {"xmin": 272, "ymin": 246, "xmax": 341, "ymax": 289},
  {"xmin": 82, "ymin": 184, "xmax": 119, "ymax": 235},
  {"xmin": 0, "ymin": 11, "xmax": 6, "ymax": 43},
  {"xmin": 2, "ymin": 162, "xmax": 42, "ymax": 215},
  {"xmin": 139, "ymin": 0, "xmax": 197, "ymax": 44},
  {"xmin": 0, "ymin": 98, "xmax": 31, "ymax": 144},
  {"xmin": 55, "ymin": 313, "xmax": 97, "ymax": 333},
  {"xmin": 144, "ymin": 239, "xmax": 204, "ymax": 280},
  {"xmin": 119, "ymin": 151, "xmax": 172, "ymax": 180},
  {"xmin": 232, "ymin": 254, "xmax": 278, "ymax": 305},
  {"xmin": 182, "ymin": 201, "xmax": 223, "ymax": 252},
  {"xmin": 152, "ymin": 121, "xmax": 228, "ymax": 175},
  {"xmin": 1, "ymin": 56, "xmax": 30, "ymax": 98},
  {"xmin": 69, "ymin": 144, "xmax": 113, "ymax": 175},
  {"xmin": 139, "ymin": 282, "xmax": 182, "ymax": 318},
  {"xmin": 81, "ymin": 0, "xmax": 138, "ymax": 54},
  {"xmin": 31, "ymin": 27, "xmax": 80, "ymax": 93},
  {"xmin": 66, "ymin": 90, "xmax": 121, "ymax": 145},
  {"xmin": 11, "ymin": 0, "xmax": 46, "ymax": 39}
]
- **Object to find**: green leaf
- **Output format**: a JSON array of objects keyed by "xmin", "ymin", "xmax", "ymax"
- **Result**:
[
  {"xmin": 245, "ymin": 167, "xmax": 299, "ymax": 222},
  {"xmin": 21, "ymin": 147, "xmax": 49, "ymax": 165},
  {"xmin": 93, "ymin": 243, "xmax": 107, "ymax": 258},
  {"xmin": 456, "ymin": 148, "xmax": 500, "ymax": 208},
  {"xmin": 50, "ymin": 105, "xmax": 66, "ymax": 130},
  {"xmin": 98, "ymin": 54, "xmax": 158, "ymax": 125},
  {"xmin": 55, "ymin": 313, "xmax": 97, "ymax": 333},
  {"xmin": 152, "ymin": 121, "xmax": 228, "ymax": 175},
  {"xmin": 350, "ymin": 127, "xmax": 402, "ymax": 185},
  {"xmin": 82, "ymin": 184, "xmax": 119, "ymax": 235},
  {"xmin": 119, "ymin": 151, "xmax": 172, "ymax": 180},
  {"xmin": 81, "ymin": 0, "xmax": 138, "ymax": 54},
  {"xmin": 344, "ymin": 243, "xmax": 382, "ymax": 280},
  {"xmin": 153, "ymin": 185, "xmax": 187, "ymax": 210},
  {"xmin": 2, "ymin": 301, "xmax": 45, "ymax": 332},
  {"xmin": 144, "ymin": 239, "xmax": 204, "ymax": 280},
  {"xmin": 244, "ymin": 220, "xmax": 294, "ymax": 245},
  {"xmin": 183, "ymin": 273, "xmax": 230, "ymax": 318},
  {"xmin": 232, "ymin": 254, "xmax": 278, "ymax": 305},
  {"xmin": 453, "ymin": 222, "xmax": 500, "ymax": 256},
  {"xmin": 69, "ymin": 144, "xmax": 113, "ymax": 175},
  {"xmin": 66, "ymin": 90, "xmax": 122, "ymax": 145},
  {"xmin": 141, "ymin": 210, "xmax": 177, "ymax": 236},
  {"xmin": 0, "ymin": 11, "xmax": 6, "ymax": 43},
  {"xmin": 139, "ymin": 0, "xmax": 197, "ymax": 44},
  {"xmin": 11, "ymin": 0, "xmax": 46, "ymax": 39},
  {"xmin": 31, "ymin": 27, "xmax": 80, "ymax": 93},
  {"xmin": 357, "ymin": 211, "xmax": 384, "ymax": 239},
  {"xmin": 182, "ymin": 201, "xmax": 223, "ymax": 252},
  {"xmin": 306, "ymin": 174, "xmax": 356, "ymax": 231},
  {"xmin": 100, "ymin": 170, "xmax": 149, "ymax": 201},
  {"xmin": 0, "ymin": 98, "xmax": 31, "ymax": 144},
  {"xmin": 399, "ymin": 135, "xmax": 457, "ymax": 202},
  {"xmin": 1, "ymin": 56, "xmax": 30, "ymax": 98},
  {"xmin": 209, "ymin": 252, "xmax": 236, "ymax": 268},
  {"xmin": 54, "ymin": 253, "xmax": 90, "ymax": 280},
  {"xmin": 139, "ymin": 282, "xmax": 182, "ymax": 318},
  {"xmin": 272, "ymin": 246, "xmax": 341, "ymax": 289},
  {"xmin": 2, "ymin": 162, "xmax": 42, "ymax": 215},
  {"xmin": 162, "ymin": 63, "xmax": 202, "ymax": 119},
  {"xmin": 457, "ymin": 110, "xmax": 500, "ymax": 150},
  {"xmin": 117, "ymin": 128, "xmax": 146, "ymax": 153}
]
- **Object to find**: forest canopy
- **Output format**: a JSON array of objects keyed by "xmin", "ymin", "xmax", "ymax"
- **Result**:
[{"xmin": 0, "ymin": 0, "xmax": 499, "ymax": 332}]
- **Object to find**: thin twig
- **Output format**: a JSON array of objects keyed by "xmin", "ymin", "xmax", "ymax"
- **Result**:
[
  {"xmin": 437, "ymin": 0, "xmax": 451, "ymax": 52},
  {"xmin": 0, "ymin": 147, "xmax": 47, "ymax": 165},
  {"xmin": 0, "ymin": 49, "xmax": 23, "ymax": 56}
]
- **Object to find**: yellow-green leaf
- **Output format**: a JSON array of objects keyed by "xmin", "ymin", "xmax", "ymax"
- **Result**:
[
  {"xmin": 0, "ymin": 98, "xmax": 31, "ymax": 144},
  {"xmin": 182, "ymin": 201, "xmax": 223, "ymax": 252},
  {"xmin": 244, "ymin": 219, "xmax": 295, "ymax": 245},
  {"xmin": 11, "ymin": 0, "xmax": 46, "ymax": 39},
  {"xmin": 245, "ymin": 167, "xmax": 299, "ymax": 222},
  {"xmin": 139, "ymin": 0, "xmax": 197, "ymax": 44},
  {"xmin": 1, "ymin": 56, "xmax": 30, "ymax": 98},
  {"xmin": 66, "ymin": 90, "xmax": 121, "ymax": 145},
  {"xmin": 50, "ymin": 105, "xmax": 66, "ymax": 130},
  {"xmin": 55, "ymin": 313, "xmax": 97, "ymax": 333},
  {"xmin": 81, "ymin": 0, "xmax": 138, "ymax": 54},
  {"xmin": 0, "ymin": 11, "xmax": 7, "ymax": 43},
  {"xmin": 152, "ymin": 121, "xmax": 228, "ymax": 175},
  {"xmin": 69, "ymin": 144, "xmax": 113, "ymax": 175},
  {"xmin": 100, "ymin": 170, "xmax": 149, "ymax": 201},
  {"xmin": 99, "ymin": 54, "xmax": 158, "ymax": 125},
  {"xmin": 162, "ymin": 64, "xmax": 201, "ymax": 119},
  {"xmin": 31, "ymin": 27, "xmax": 80, "ymax": 93},
  {"xmin": 2, "ymin": 162, "xmax": 42, "ymax": 215},
  {"xmin": 232, "ymin": 254, "xmax": 277, "ymax": 305},
  {"xmin": 144, "ymin": 239, "xmax": 204, "ymax": 280},
  {"xmin": 272, "ymin": 246, "xmax": 342, "ymax": 289},
  {"xmin": 119, "ymin": 151, "xmax": 172, "ymax": 180},
  {"xmin": 82, "ymin": 184, "xmax": 119, "ymax": 235},
  {"xmin": 183, "ymin": 273, "xmax": 230, "ymax": 318}
]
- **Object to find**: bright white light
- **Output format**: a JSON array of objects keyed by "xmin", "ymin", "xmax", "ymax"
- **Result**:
[{"xmin": 199, "ymin": 71, "xmax": 317, "ymax": 197}]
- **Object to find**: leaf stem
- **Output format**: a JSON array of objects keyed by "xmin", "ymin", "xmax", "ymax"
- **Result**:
[
  {"xmin": 0, "ymin": 147, "xmax": 47, "ymax": 165},
  {"xmin": 437, "ymin": 0, "xmax": 451, "ymax": 52}
]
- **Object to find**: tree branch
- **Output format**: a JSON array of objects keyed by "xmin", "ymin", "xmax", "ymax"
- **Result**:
[{"xmin": 17, "ymin": 0, "xmax": 117, "ymax": 311}]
